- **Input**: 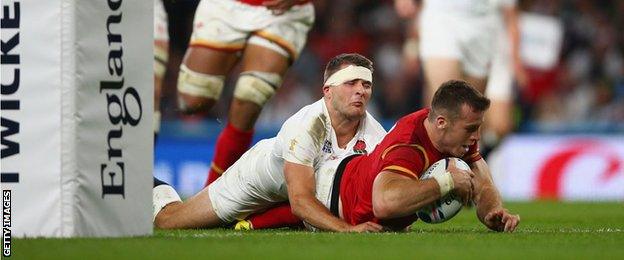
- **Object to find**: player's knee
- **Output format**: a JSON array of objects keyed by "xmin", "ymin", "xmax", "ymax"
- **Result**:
[
  {"xmin": 154, "ymin": 215, "xmax": 176, "ymax": 229},
  {"xmin": 154, "ymin": 44, "xmax": 168, "ymax": 78},
  {"xmin": 177, "ymin": 64, "xmax": 225, "ymax": 113},
  {"xmin": 153, "ymin": 213, "xmax": 169, "ymax": 229},
  {"xmin": 153, "ymin": 203, "xmax": 181, "ymax": 229},
  {"xmin": 233, "ymin": 71, "xmax": 282, "ymax": 107}
]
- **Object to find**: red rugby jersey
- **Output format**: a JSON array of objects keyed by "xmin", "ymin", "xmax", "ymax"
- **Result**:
[{"xmin": 339, "ymin": 108, "xmax": 481, "ymax": 230}]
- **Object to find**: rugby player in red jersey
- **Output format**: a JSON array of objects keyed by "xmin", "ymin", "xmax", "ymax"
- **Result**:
[
  {"xmin": 243, "ymin": 80, "xmax": 520, "ymax": 232},
  {"xmin": 333, "ymin": 79, "xmax": 520, "ymax": 232}
]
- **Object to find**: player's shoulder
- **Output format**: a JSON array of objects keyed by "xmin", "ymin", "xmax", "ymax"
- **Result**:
[
  {"xmin": 278, "ymin": 99, "xmax": 328, "ymax": 139},
  {"xmin": 285, "ymin": 99, "xmax": 325, "ymax": 124},
  {"xmin": 381, "ymin": 142, "xmax": 427, "ymax": 158},
  {"xmin": 280, "ymin": 99, "xmax": 324, "ymax": 128}
]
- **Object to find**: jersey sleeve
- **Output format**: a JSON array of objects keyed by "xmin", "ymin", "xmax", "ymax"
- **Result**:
[
  {"xmin": 280, "ymin": 117, "xmax": 324, "ymax": 167},
  {"xmin": 462, "ymin": 142, "xmax": 482, "ymax": 164},
  {"xmin": 379, "ymin": 145, "xmax": 427, "ymax": 179}
]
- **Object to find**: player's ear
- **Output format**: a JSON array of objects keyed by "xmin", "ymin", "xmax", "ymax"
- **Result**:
[
  {"xmin": 436, "ymin": 115, "xmax": 448, "ymax": 130},
  {"xmin": 322, "ymin": 85, "xmax": 331, "ymax": 97}
]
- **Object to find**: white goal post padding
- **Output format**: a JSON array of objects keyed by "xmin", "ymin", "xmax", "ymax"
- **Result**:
[{"xmin": 1, "ymin": 0, "xmax": 153, "ymax": 237}]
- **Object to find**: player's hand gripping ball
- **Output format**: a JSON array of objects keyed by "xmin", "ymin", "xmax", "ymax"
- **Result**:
[{"xmin": 416, "ymin": 158, "xmax": 469, "ymax": 223}]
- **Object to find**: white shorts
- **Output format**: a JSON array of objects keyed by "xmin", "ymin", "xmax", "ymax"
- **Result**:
[
  {"xmin": 486, "ymin": 30, "xmax": 513, "ymax": 101},
  {"xmin": 154, "ymin": 0, "xmax": 168, "ymax": 42},
  {"xmin": 419, "ymin": 12, "xmax": 496, "ymax": 78},
  {"xmin": 208, "ymin": 139, "xmax": 288, "ymax": 222},
  {"xmin": 190, "ymin": 0, "xmax": 314, "ymax": 59}
]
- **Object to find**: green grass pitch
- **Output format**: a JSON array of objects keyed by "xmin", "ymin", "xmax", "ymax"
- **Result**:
[{"xmin": 13, "ymin": 201, "xmax": 624, "ymax": 259}]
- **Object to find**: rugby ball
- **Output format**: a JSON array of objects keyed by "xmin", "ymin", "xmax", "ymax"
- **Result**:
[{"xmin": 416, "ymin": 158, "xmax": 470, "ymax": 224}]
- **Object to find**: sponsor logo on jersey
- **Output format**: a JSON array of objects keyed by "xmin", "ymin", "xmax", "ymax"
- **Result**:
[{"xmin": 322, "ymin": 140, "xmax": 332, "ymax": 153}]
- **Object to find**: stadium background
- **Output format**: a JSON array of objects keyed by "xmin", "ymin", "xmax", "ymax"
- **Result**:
[
  {"xmin": 8, "ymin": 0, "xmax": 624, "ymax": 258},
  {"xmin": 154, "ymin": 0, "xmax": 624, "ymax": 198}
]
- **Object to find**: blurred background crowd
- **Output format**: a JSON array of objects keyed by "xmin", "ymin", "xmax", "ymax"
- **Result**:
[{"xmin": 158, "ymin": 0, "xmax": 623, "ymax": 135}]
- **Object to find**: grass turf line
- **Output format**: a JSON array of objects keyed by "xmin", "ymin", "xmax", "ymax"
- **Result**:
[{"xmin": 13, "ymin": 201, "xmax": 624, "ymax": 259}]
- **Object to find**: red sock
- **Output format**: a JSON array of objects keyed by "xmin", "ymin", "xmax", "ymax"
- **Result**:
[
  {"xmin": 247, "ymin": 203, "xmax": 304, "ymax": 229},
  {"xmin": 204, "ymin": 122, "xmax": 254, "ymax": 187}
]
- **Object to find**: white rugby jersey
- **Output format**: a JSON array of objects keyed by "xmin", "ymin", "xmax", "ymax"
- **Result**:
[{"xmin": 239, "ymin": 98, "xmax": 386, "ymax": 201}]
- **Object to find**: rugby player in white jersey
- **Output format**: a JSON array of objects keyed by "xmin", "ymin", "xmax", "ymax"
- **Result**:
[
  {"xmin": 154, "ymin": 53, "xmax": 387, "ymax": 232},
  {"xmin": 395, "ymin": 0, "xmax": 521, "ymax": 107},
  {"xmin": 176, "ymin": 0, "xmax": 316, "ymax": 187}
]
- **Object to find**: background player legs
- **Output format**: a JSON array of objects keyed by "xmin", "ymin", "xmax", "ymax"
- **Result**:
[
  {"xmin": 230, "ymin": 43, "xmax": 291, "ymax": 129},
  {"xmin": 422, "ymin": 58, "xmax": 462, "ymax": 107},
  {"xmin": 178, "ymin": 47, "xmax": 239, "ymax": 113},
  {"xmin": 463, "ymin": 74, "xmax": 487, "ymax": 95},
  {"xmin": 422, "ymin": 58, "xmax": 488, "ymax": 107},
  {"xmin": 205, "ymin": 43, "xmax": 290, "ymax": 186},
  {"xmin": 484, "ymin": 99, "xmax": 513, "ymax": 141},
  {"xmin": 154, "ymin": 39, "xmax": 168, "ymax": 141}
]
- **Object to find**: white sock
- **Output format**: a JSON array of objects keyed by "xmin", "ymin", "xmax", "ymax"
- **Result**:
[{"xmin": 153, "ymin": 184, "xmax": 181, "ymax": 221}]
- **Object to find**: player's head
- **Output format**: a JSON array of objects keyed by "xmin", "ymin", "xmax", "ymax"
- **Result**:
[
  {"xmin": 428, "ymin": 80, "xmax": 490, "ymax": 157},
  {"xmin": 322, "ymin": 53, "xmax": 374, "ymax": 120}
]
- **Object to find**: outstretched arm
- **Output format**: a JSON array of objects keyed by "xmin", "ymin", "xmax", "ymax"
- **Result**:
[
  {"xmin": 471, "ymin": 159, "xmax": 520, "ymax": 232},
  {"xmin": 284, "ymin": 161, "xmax": 382, "ymax": 232}
]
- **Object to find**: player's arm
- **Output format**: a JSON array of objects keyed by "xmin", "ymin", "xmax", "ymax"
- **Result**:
[
  {"xmin": 471, "ymin": 158, "xmax": 520, "ymax": 232},
  {"xmin": 372, "ymin": 171, "xmax": 440, "ymax": 219},
  {"xmin": 284, "ymin": 161, "xmax": 382, "ymax": 232},
  {"xmin": 372, "ymin": 161, "xmax": 474, "ymax": 219},
  {"xmin": 372, "ymin": 146, "xmax": 474, "ymax": 219}
]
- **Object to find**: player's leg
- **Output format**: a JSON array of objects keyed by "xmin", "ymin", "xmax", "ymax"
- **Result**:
[
  {"xmin": 235, "ymin": 203, "xmax": 303, "ymax": 230},
  {"xmin": 176, "ymin": 0, "xmax": 244, "ymax": 114},
  {"xmin": 236, "ymin": 156, "xmax": 345, "ymax": 230},
  {"xmin": 418, "ymin": 12, "xmax": 463, "ymax": 107},
  {"xmin": 484, "ymin": 78, "xmax": 513, "ymax": 142},
  {"xmin": 204, "ymin": 43, "xmax": 289, "ymax": 186},
  {"xmin": 177, "ymin": 47, "xmax": 238, "ymax": 113},
  {"xmin": 482, "ymin": 39, "xmax": 515, "ymax": 157},
  {"xmin": 204, "ymin": 3, "xmax": 314, "ymax": 185},
  {"xmin": 422, "ymin": 57, "xmax": 462, "ymax": 106},
  {"xmin": 232, "ymin": 42, "xmax": 291, "ymax": 130},
  {"xmin": 153, "ymin": 0, "xmax": 168, "ymax": 141},
  {"xmin": 459, "ymin": 18, "xmax": 495, "ymax": 95},
  {"xmin": 485, "ymin": 99, "xmax": 513, "ymax": 137},
  {"xmin": 463, "ymin": 74, "xmax": 488, "ymax": 94},
  {"xmin": 155, "ymin": 139, "xmax": 291, "ymax": 229},
  {"xmin": 154, "ymin": 144, "xmax": 275, "ymax": 229},
  {"xmin": 154, "ymin": 40, "xmax": 167, "ymax": 138},
  {"xmin": 153, "ymin": 178, "xmax": 223, "ymax": 229}
]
